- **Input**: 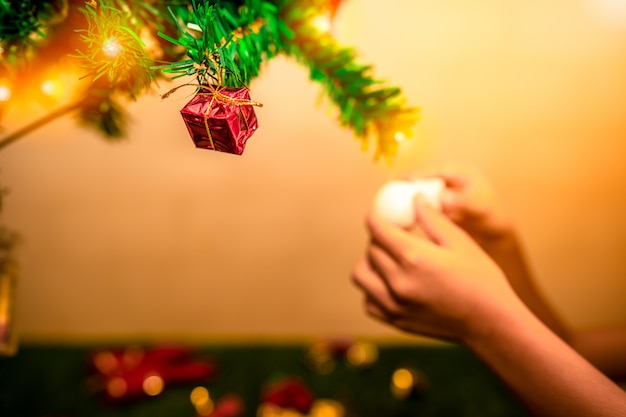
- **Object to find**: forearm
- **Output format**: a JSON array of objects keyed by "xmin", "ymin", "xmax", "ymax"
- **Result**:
[
  {"xmin": 480, "ymin": 232, "xmax": 626, "ymax": 379},
  {"xmin": 465, "ymin": 301, "xmax": 626, "ymax": 417},
  {"xmin": 477, "ymin": 230, "xmax": 571, "ymax": 340},
  {"xmin": 570, "ymin": 327, "xmax": 626, "ymax": 381}
]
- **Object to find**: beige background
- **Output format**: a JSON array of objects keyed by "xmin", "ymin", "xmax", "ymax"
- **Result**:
[{"xmin": 1, "ymin": 0, "xmax": 625, "ymax": 342}]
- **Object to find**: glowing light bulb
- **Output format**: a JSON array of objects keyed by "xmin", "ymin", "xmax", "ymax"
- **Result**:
[
  {"xmin": 0, "ymin": 84, "xmax": 11, "ymax": 102},
  {"xmin": 40, "ymin": 79, "xmax": 64, "ymax": 99},
  {"xmin": 102, "ymin": 37, "xmax": 122, "ymax": 58},
  {"xmin": 311, "ymin": 13, "xmax": 332, "ymax": 33},
  {"xmin": 394, "ymin": 131, "xmax": 407, "ymax": 142}
]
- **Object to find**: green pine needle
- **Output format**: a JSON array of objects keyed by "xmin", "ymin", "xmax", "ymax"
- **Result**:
[
  {"xmin": 156, "ymin": 0, "xmax": 288, "ymax": 88},
  {"xmin": 71, "ymin": 0, "xmax": 155, "ymax": 99},
  {"xmin": 279, "ymin": 0, "xmax": 420, "ymax": 159}
]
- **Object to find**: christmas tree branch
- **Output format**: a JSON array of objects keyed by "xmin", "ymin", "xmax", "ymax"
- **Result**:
[
  {"xmin": 279, "ymin": 0, "xmax": 420, "ymax": 159},
  {"xmin": 0, "ymin": 99, "xmax": 85, "ymax": 151},
  {"xmin": 156, "ymin": 0, "xmax": 288, "ymax": 87}
]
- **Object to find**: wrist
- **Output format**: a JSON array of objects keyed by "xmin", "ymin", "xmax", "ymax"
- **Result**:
[
  {"xmin": 461, "ymin": 294, "xmax": 537, "ymax": 354},
  {"xmin": 474, "ymin": 224, "xmax": 520, "ymax": 254}
]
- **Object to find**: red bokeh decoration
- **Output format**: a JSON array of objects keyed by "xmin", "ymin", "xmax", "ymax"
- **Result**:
[
  {"xmin": 204, "ymin": 394, "xmax": 246, "ymax": 417},
  {"xmin": 260, "ymin": 376, "xmax": 315, "ymax": 414},
  {"xmin": 87, "ymin": 345, "xmax": 218, "ymax": 403}
]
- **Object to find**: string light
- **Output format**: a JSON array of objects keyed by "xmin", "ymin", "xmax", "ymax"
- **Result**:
[
  {"xmin": 394, "ymin": 131, "xmax": 407, "ymax": 142},
  {"xmin": 40, "ymin": 79, "xmax": 64, "ymax": 100},
  {"xmin": 102, "ymin": 37, "xmax": 123, "ymax": 58},
  {"xmin": 311, "ymin": 13, "xmax": 332, "ymax": 33},
  {"xmin": 0, "ymin": 84, "xmax": 11, "ymax": 102}
]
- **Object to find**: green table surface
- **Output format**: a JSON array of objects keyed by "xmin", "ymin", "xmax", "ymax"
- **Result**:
[{"xmin": 0, "ymin": 342, "xmax": 528, "ymax": 417}]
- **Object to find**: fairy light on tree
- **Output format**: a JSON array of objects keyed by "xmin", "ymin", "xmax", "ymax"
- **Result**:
[
  {"xmin": 40, "ymin": 79, "xmax": 64, "ymax": 100},
  {"xmin": 310, "ymin": 12, "xmax": 332, "ymax": 33},
  {"xmin": 101, "ymin": 36, "xmax": 122, "ymax": 58},
  {"xmin": 0, "ymin": 84, "xmax": 10, "ymax": 102}
]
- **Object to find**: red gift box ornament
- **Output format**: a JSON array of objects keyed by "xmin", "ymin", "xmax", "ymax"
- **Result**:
[{"xmin": 180, "ymin": 85, "xmax": 262, "ymax": 155}]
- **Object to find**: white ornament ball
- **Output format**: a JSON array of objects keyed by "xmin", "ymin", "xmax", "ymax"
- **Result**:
[{"xmin": 373, "ymin": 178, "xmax": 444, "ymax": 227}]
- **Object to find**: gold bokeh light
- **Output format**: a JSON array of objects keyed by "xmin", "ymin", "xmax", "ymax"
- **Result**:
[
  {"xmin": 190, "ymin": 386, "xmax": 214, "ymax": 416},
  {"xmin": 142, "ymin": 374, "xmax": 164, "ymax": 397}
]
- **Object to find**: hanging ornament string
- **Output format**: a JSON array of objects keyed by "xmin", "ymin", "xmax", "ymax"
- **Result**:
[{"xmin": 162, "ymin": 82, "xmax": 263, "ymax": 107}]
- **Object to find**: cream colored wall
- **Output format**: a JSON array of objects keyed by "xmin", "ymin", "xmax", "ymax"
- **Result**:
[{"xmin": 1, "ymin": 0, "xmax": 625, "ymax": 342}]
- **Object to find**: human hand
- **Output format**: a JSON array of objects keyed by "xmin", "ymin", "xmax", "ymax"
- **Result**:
[
  {"xmin": 352, "ymin": 196, "xmax": 525, "ymax": 344},
  {"xmin": 421, "ymin": 164, "xmax": 514, "ymax": 245}
]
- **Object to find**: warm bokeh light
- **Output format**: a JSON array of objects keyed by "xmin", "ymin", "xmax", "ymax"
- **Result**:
[
  {"xmin": 257, "ymin": 404, "xmax": 306, "ymax": 417},
  {"xmin": 306, "ymin": 342, "xmax": 337, "ymax": 375},
  {"xmin": 122, "ymin": 346, "xmax": 144, "ymax": 368},
  {"xmin": 40, "ymin": 79, "xmax": 64, "ymax": 100},
  {"xmin": 93, "ymin": 351, "xmax": 117, "ymax": 374},
  {"xmin": 390, "ymin": 368, "xmax": 414, "ymax": 400},
  {"xmin": 102, "ymin": 37, "xmax": 123, "ymax": 58},
  {"xmin": 0, "ymin": 84, "xmax": 11, "ymax": 102},
  {"xmin": 142, "ymin": 373, "xmax": 164, "ymax": 396},
  {"xmin": 346, "ymin": 342, "xmax": 378, "ymax": 367},
  {"xmin": 311, "ymin": 13, "xmax": 332, "ymax": 33},
  {"xmin": 106, "ymin": 377, "xmax": 127, "ymax": 398},
  {"xmin": 309, "ymin": 399, "xmax": 346, "ymax": 417},
  {"xmin": 190, "ymin": 385, "xmax": 210, "ymax": 403},
  {"xmin": 392, "ymin": 368, "xmax": 414, "ymax": 390},
  {"xmin": 394, "ymin": 131, "xmax": 407, "ymax": 142},
  {"xmin": 190, "ymin": 386, "xmax": 214, "ymax": 416},
  {"xmin": 390, "ymin": 367, "xmax": 428, "ymax": 400}
]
